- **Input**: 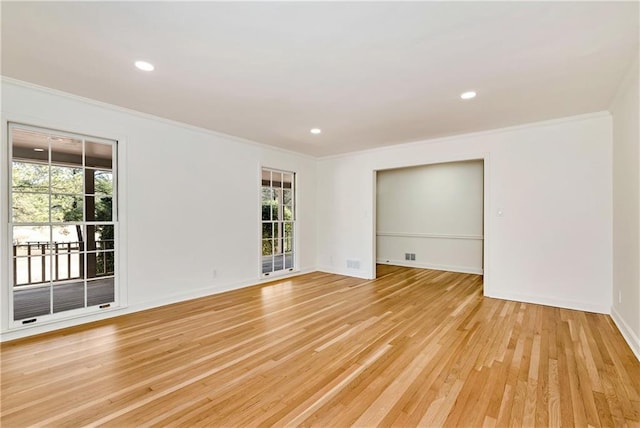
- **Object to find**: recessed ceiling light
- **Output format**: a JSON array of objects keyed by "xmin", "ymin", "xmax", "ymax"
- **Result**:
[
  {"xmin": 135, "ymin": 60, "xmax": 154, "ymax": 71},
  {"xmin": 33, "ymin": 148, "xmax": 45, "ymax": 152},
  {"xmin": 460, "ymin": 91, "xmax": 477, "ymax": 100},
  {"xmin": 310, "ymin": 128, "xmax": 322, "ymax": 135}
]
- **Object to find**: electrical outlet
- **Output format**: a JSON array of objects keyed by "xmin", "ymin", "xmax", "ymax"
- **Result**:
[
  {"xmin": 618, "ymin": 290, "xmax": 622, "ymax": 304},
  {"xmin": 212, "ymin": 269, "xmax": 217, "ymax": 279}
]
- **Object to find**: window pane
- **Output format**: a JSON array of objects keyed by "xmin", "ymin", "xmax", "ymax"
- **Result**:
[
  {"xmin": 12, "ymin": 192, "xmax": 49, "ymax": 222},
  {"xmin": 93, "ymin": 194, "xmax": 113, "ymax": 221},
  {"xmin": 99, "ymin": 226, "xmax": 115, "ymax": 250},
  {"xmin": 13, "ymin": 255, "xmax": 51, "ymax": 285},
  {"xmin": 14, "ymin": 285, "xmax": 50, "ymax": 320},
  {"xmin": 53, "ymin": 281, "xmax": 85, "ymax": 313},
  {"xmin": 87, "ymin": 277, "xmax": 114, "ymax": 307},
  {"xmin": 52, "ymin": 224, "xmax": 83, "ymax": 248},
  {"xmin": 50, "ymin": 136, "xmax": 82, "ymax": 165},
  {"xmin": 86, "ymin": 225, "xmax": 115, "ymax": 251},
  {"xmin": 92, "ymin": 170, "xmax": 113, "ymax": 195},
  {"xmin": 87, "ymin": 251, "xmax": 115, "ymax": 279},
  {"xmin": 12, "ymin": 162, "xmax": 49, "ymax": 193},
  {"xmin": 261, "ymin": 169, "xmax": 272, "ymax": 184},
  {"xmin": 51, "ymin": 194, "xmax": 83, "ymax": 222},
  {"xmin": 11, "ymin": 128, "xmax": 49, "ymax": 162},
  {"xmin": 262, "ymin": 239, "xmax": 273, "ymax": 256},
  {"xmin": 52, "ymin": 251, "xmax": 83, "ymax": 281},
  {"xmin": 261, "ymin": 187, "xmax": 272, "ymax": 203},
  {"xmin": 262, "ymin": 222, "xmax": 272, "ymax": 239},
  {"xmin": 273, "ymin": 254, "xmax": 284, "ymax": 272},
  {"xmin": 85, "ymin": 141, "xmax": 113, "ymax": 169},
  {"xmin": 285, "ymin": 253, "xmax": 294, "ymax": 269},
  {"xmin": 272, "ymin": 172, "xmax": 282, "ymax": 188},
  {"xmin": 283, "ymin": 173, "xmax": 293, "ymax": 189},
  {"xmin": 283, "ymin": 188, "xmax": 293, "ymax": 206},
  {"xmin": 284, "ymin": 222, "xmax": 293, "ymax": 253},
  {"xmin": 262, "ymin": 256, "xmax": 273, "ymax": 274},
  {"xmin": 50, "ymin": 165, "xmax": 83, "ymax": 194},
  {"xmin": 13, "ymin": 226, "xmax": 50, "ymax": 250},
  {"xmin": 283, "ymin": 205, "xmax": 293, "ymax": 221},
  {"xmin": 262, "ymin": 203, "xmax": 272, "ymax": 221}
]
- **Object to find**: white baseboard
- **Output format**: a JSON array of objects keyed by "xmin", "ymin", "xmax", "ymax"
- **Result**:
[
  {"xmin": 376, "ymin": 259, "xmax": 483, "ymax": 275},
  {"xmin": 610, "ymin": 306, "xmax": 640, "ymax": 362},
  {"xmin": 485, "ymin": 290, "xmax": 610, "ymax": 314},
  {"xmin": 316, "ymin": 265, "xmax": 373, "ymax": 280},
  {"xmin": 0, "ymin": 306, "xmax": 129, "ymax": 342},
  {"xmin": 0, "ymin": 268, "xmax": 316, "ymax": 342}
]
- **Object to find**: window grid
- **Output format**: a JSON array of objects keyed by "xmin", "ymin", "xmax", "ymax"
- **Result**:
[
  {"xmin": 261, "ymin": 167, "xmax": 295, "ymax": 276},
  {"xmin": 9, "ymin": 123, "xmax": 117, "ymax": 324}
]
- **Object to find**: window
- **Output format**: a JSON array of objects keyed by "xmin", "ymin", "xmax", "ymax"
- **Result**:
[
  {"xmin": 9, "ymin": 124, "xmax": 118, "ymax": 325},
  {"xmin": 261, "ymin": 168, "xmax": 295, "ymax": 276}
]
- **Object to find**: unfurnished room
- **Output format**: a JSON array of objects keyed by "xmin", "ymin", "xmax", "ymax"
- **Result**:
[{"xmin": 1, "ymin": 1, "xmax": 639, "ymax": 426}]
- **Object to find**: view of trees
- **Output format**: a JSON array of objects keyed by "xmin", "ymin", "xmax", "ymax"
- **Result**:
[
  {"xmin": 12, "ymin": 160, "xmax": 115, "ymax": 276},
  {"xmin": 262, "ymin": 187, "xmax": 293, "ymax": 256}
]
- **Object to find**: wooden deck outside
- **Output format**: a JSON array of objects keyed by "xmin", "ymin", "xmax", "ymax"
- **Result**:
[
  {"xmin": 1, "ymin": 265, "xmax": 639, "ymax": 427},
  {"xmin": 13, "ymin": 278, "xmax": 115, "ymax": 320}
]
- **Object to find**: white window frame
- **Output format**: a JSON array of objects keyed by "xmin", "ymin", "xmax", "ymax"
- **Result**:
[
  {"xmin": 260, "ymin": 167, "xmax": 296, "ymax": 278},
  {"xmin": 7, "ymin": 123, "xmax": 120, "ymax": 328}
]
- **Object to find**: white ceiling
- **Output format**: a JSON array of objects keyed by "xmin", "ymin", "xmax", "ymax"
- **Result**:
[{"xmin": 1, "ymin": 1, "xmax": 638, "ymax": 157}]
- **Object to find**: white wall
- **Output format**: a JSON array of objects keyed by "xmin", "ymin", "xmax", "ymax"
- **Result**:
[
  {"xmin": 317, "ymin": 113, "xmax": 613, "ymax": 313},
  {"xmin": 0, "ymin": 79, "xmax": 317, "ymax": 341},
  {"xmin": 610, "ymin": 56, "xmax": 640, "ymax": 360},
  {"xmin": 0, "ymin": 78, "xmax": 621, "ymax": 344},
  {"xmin": 376, "ymin": 160, "xmax": 483, "ymax": 274}
]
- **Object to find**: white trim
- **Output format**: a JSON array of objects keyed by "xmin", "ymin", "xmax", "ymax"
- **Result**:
[
  {"xmin": 259, "ymin": 166, "xmax": 297, "ymax": 278},
  {"xmin": 376, "ymin": 232, "xmax": 483, "ymax": 240},
  {"xmin": 1, "ymin": 119, "xmax": 11, "ymax": 334},
  {"xmin": 2, "ymin": 77, "xmax": 610, "ymax": 162},
  {"xmin": 126, "ymin": 270, "xmax": 314, "ymax": 316},
  {"xmin": 259, "ymin": 268, "xmax": 310, "ymax": 284},
  {"xmin": 610, "ymin": 306, "xmax": 640, "ymax": 362},
  {"xmin": 376, "ymin": 260, "xmax": 483, "ymax": 275},
  {"xmin": 0, "ymin": 268, "xmax": 317, "ymax": 342},
  {"xmin": 6, "ymin": 122, "xmax": 122, "ymax": 329},
  {"xmin": 485, "ymin": 289, "xmax": 610, "ymax": 315},
  {"xmin": 371, "ymin": 155, "xmax": 489, "ymax": 290},
  {"xmin": 317, "ymin": 266, "xmax": 372, "ymax": 280},
  {"xmin": 319, "ymin": 111, "xmax": 610, "ymax": 160},
  {"xmin": 1, "ymin": 77, "xmax": 316, "ymax": 161}
]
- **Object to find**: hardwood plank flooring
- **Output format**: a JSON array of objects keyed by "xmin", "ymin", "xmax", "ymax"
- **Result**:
[{"xmin": 1, "ymin": 265, "xmax": 639, "ymax": 427}]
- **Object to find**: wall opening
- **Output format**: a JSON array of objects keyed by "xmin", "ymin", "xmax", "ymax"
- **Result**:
[{"xmin": 375, "ymin": 159, "xmax": 484, "ymax": 277}]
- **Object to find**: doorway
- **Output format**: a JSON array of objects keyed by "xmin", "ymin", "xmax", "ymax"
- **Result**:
[{"xmin": 375, "ymin": 159, "xmax": 484, "ymax": 277}]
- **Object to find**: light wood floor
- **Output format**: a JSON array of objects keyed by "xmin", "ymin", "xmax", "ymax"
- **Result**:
[{"xmin": 1, "ymin": 266, "xmax": 639, "ymax": 427}]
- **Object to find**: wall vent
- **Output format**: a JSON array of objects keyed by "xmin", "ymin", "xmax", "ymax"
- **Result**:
[
  {"xmin": 347, "ymin": 259, "xmax": 361, "ymax": 270},
  {"xmin": 405, "ymin": 253, "xmax": 416, "ymax": 261}
]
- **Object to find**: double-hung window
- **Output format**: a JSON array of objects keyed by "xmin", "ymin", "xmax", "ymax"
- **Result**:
[
  {"xmin": 261, "ymin": 168, "xmax": 295, "ymax": 276},
  {"xmin": 9, "ymin": 124, "xmax": 118, "ymax": 325}
]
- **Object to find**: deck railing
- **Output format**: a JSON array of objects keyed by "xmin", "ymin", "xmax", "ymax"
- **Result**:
[{"xmin": 13, "ymin": 241, "xmax": 113, "ymax": 287}]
